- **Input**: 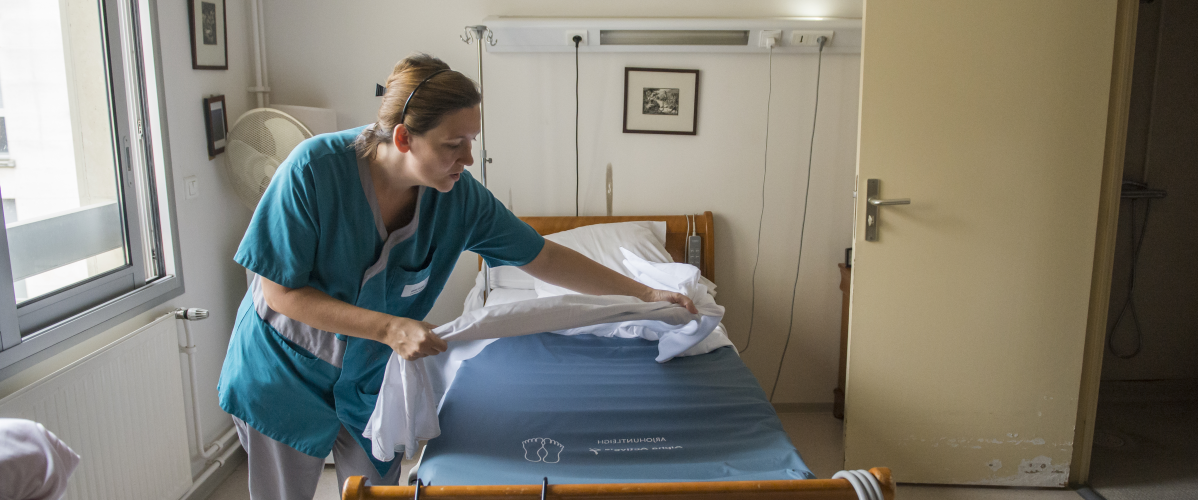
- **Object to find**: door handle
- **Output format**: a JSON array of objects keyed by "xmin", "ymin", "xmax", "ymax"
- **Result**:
[
  {"xmin": 865, "ymin": 179, "xmax": 910, "ymax": 242},
  {"xmin": 867, "ymin": 197, "xmax": 910, "ymax": 206}
]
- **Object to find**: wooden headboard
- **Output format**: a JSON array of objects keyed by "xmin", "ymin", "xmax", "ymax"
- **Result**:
[{"xmin": 479, "ymin": 212, "xmax": 716, "ymax": 282}]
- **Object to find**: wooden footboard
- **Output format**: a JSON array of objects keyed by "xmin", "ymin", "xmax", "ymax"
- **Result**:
[{"xmin": 342, "ymin": 467, "xmax": 894, "ymax": 500}]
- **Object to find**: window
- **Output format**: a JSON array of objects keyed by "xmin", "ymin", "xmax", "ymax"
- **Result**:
[{"xmin": 0, "ymin": 0, "xmax": 182, "ymax": 374}]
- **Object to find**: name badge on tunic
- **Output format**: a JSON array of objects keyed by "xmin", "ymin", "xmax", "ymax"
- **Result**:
[{"xmin": 402, "ymin": 277, "xmax": 429, "ymax": 297}]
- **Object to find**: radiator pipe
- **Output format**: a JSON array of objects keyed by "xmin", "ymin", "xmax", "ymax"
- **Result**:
[
  {"xmin": 179, "ymin": 428, "xmax": 241, "ymax": 500},
  {"xmin": 247, "ymin": 0, "xmax": 270, "ymax": 107},
  {"xmin": 176, "ymin": 308, "xmax": 225, "ymax": 459}
]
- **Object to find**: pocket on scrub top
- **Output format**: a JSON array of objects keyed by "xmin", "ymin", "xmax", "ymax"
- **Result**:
[
  {"xmin": 388, "ymin": 264, "xmax": 434, "ymax": 311},
  {"xmin": 270, "ymin": 325, "xmax": 323, "ymax": 363}
]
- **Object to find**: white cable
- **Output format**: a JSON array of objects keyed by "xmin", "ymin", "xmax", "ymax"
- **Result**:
[
  {"xmin": 685, "ymin": 214, "xmax": 694, "ymax": 258},
  {"xmin": 684, "ymin": 215, "xmax": 691, "ymax": 259},
  {"xmin": 769, "ymin": 35, "xmax": 827, "ymax": 399},
  {"xmin": 833, "ymin": 470, "xmax": 885, "ymax": 500},
  {"xmin": 739, "ymin": 43, "xmax": 774, "ymax": 354}
]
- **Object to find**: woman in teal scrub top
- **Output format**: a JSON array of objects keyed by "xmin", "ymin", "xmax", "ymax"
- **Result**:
[{"xmin": 217, "ymin": 54, "xmax": 697, "ymax": 499}]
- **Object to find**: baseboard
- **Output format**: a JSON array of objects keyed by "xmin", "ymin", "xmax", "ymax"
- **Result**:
[
  {"xmin": 772, "ymin": 402, "xmax": 834, "ymax": 414},
  {"xmin": 1098, "ymin": 378, "xmax": 1198, "ymax": 404}
]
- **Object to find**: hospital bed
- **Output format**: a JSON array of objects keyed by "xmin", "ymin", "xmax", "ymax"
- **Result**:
[{"xmin": 343, "ymin": 213, "xmax": 894, "ymax": 500}]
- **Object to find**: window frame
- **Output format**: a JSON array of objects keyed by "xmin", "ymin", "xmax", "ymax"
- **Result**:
[
  {"xmin": 0, "ymin": 113, "xmax": 11, "ymax": 168},
  {"xmin": 0, "ymin": 74, "xmax": 10, "ymax": 168},
  {"xmin": 0, "ymin": 0, "xmax": 184, "ymax": 378}
]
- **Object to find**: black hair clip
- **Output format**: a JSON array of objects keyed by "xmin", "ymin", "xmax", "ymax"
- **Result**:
[
  {"xmin": 541, "ymin": 477, "xmax": 548, "ymax": 500},
  {"xmin": 375, "ymin": 83, "xmax": 386, "ymax": 97}
]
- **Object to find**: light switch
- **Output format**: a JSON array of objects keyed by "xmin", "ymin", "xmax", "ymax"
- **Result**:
[{"xmin": 184, "ymin": 176, "xmax": 199, "ymax": 199}]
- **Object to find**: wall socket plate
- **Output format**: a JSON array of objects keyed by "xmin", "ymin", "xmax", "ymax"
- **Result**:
[
  {"xmin": 791, "ymin": 31, "xmax": 834, "ymax": 46},
  {"xmin": 183, "ymin": 176, "xmax": 199, "ymax": 199},
  {"xmin": 758, "ymin": 29, "xmax": 782, "ymax": 48},
  {"xmin": 565, "ymin": 30, "xmax": 588, "ymax": 46}
]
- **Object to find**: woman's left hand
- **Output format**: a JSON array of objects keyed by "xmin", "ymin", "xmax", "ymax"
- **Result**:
[{"xmin": 640, "ymin": 288, "xmax": 699, "ymax": 314}]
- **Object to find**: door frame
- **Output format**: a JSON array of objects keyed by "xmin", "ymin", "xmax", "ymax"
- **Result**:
[{"xmin": 1071, "ymin": 0, "xmax": 1139, "ymax": 486}]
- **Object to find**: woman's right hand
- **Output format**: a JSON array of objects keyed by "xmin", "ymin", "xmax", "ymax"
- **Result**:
[{"xmin": 384, "ymin": 317, "xmax": 447, "ymax": 360}]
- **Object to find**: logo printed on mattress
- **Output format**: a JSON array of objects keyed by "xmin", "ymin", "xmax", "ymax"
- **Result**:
[{"xmin": 521, "ymin": 438, "xmax": 564, "ymax": 463}]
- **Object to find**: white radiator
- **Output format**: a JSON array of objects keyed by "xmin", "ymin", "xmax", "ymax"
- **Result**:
[{"xmin": 0, "ymin": 313, "xmax": 193, "ymax": 500}]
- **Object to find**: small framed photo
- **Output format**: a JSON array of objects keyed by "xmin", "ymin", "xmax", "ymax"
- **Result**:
[
  {"xmin": 188, "ymin": 0, "xmax": 227, "ymax": 70},
  {"xmin": 623, "ymin": 67, "xmax": 700, "ymax": 135},
  {"xmin": 203, "ymin": 95, "xmax": 228, "ymax": 158}
]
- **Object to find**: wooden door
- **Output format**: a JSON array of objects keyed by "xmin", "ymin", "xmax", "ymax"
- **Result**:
[{"xmin": 845, "ymin": 0, "xmax": 1121, "ymax": 486}]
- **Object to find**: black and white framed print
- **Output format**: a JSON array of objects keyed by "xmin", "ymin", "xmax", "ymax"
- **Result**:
[
  {"xmin": 623, "ymin": 68, "xmax": 699, "ymax": 135},
  {"xmin": 188, "ymin": 0, "xmax": 227, "ymax": 70},
  {"xmin": 203, "ymin": 95, "xmax": 227, "ymax": 158}
]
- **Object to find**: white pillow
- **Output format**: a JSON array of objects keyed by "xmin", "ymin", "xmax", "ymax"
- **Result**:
[
  {"xmin": 486, "ymin": 221, "xmax": 667, "ymax": 291},
  {"xmin": 533, "ymin": 221, "xmax": 673, "ymax": 298}
]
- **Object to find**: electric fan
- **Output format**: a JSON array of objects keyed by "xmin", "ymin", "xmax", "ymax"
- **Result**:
[{"xmin": 224, "ymin": 108, "xmax": 312, "ymax": 210}]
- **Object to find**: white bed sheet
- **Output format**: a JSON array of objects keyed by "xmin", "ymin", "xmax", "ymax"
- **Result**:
[{"xmin": 435, "ymin": 268, "xmax": 733, "ymax": 419}]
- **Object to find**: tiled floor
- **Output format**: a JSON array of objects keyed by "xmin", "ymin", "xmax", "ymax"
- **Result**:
[
  {"xmin": 1086, "ymin": 380, "xmax": 1198, "ymax": 500},
  {"xmin": 208, "ymin": 411, "xmax": 1089, "ymax": 499}
]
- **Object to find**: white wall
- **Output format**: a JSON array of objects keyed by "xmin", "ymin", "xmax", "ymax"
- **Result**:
[
  {"xmin": 261, "ymin": 0, "xmax": 862, "ymax": 403},
  {"xmin": 147, "ymin": 0, "xmax": 256, "ymax": 475}
]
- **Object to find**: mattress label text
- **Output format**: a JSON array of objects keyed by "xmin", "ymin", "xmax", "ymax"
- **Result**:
[{"xmin": 596, "ymin": 437, "xmax": 668, "ymax": 444}]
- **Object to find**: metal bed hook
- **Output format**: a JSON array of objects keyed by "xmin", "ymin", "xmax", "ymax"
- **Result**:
[
  {"xmin": 461, "ymin": 25, "xmax": 497, "ymax": 46},
  {"xmin": 541, "ymin": 477, "xmax": 549, "ymax": 500},
  {"xmin": 412, "ymin": 478, "xmax": 425, "ymax": 500}
]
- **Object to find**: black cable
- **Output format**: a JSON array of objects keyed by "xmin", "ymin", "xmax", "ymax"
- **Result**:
[
  {"xmin": 770, "ymin": 36, "xmax": 826, "ymax": 400},
  {"xmin": 573, "ymin": 36, "xmax": 581, "ymax": 217},
  {"xmin": 739, "ymin": 44, "xmax": 775, "ymax": 355},
  {"xmin": 1108, "ymin": 198, "xmax": 1152, "ymax": 359}
]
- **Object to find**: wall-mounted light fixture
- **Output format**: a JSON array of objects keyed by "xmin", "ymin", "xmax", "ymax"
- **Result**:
[{"xmin": 482, "ymin": 17, "xmax": 860, "ymax": 53}]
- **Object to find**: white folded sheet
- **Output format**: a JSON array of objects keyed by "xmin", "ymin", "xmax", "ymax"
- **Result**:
[{"xmin": 364, "ymin": 251, "xmax": 729, "ymax": 462}]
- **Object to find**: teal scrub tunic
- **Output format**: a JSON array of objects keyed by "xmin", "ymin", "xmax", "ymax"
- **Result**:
[{"xmin": 218, "ymin": 126, "xmax": 545, "ymax": 475}]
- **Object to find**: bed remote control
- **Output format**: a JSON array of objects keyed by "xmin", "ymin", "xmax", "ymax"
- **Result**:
[{"xmin": 687, "ymin": 235, "xmax": 702, "ymax": 267}]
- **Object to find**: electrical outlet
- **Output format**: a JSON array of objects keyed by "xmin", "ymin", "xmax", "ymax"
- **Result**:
[
  {"xmin": 758, "ymin": 29, "xmax": 781, "ymax": 48},
  {"xmin": 790, "ymin": 31, "xmax": 834, "ymax": 46},
  {"xmin": 565, "ymin": 30, "xmax": 587, "ymax": 46}
]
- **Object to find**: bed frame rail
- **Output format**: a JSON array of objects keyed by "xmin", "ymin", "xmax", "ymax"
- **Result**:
[{"xmin": 342, "ymin": 467, "xmax": 894, "ymax": 500}]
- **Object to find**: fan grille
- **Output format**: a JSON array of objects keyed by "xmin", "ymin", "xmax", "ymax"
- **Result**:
[{"xmin": 225, "ymin": 108, "xmax": 313, "ymax": 210}]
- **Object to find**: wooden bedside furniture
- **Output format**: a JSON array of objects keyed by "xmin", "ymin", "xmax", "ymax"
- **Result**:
[{"xmin": 834, "ymin": 263, "xmax": 850, "ymax": 419}]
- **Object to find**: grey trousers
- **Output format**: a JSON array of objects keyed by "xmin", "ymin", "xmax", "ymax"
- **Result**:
[{"xmin": 232, "ymin": 416, "xmax": 404, "ymax": 500}]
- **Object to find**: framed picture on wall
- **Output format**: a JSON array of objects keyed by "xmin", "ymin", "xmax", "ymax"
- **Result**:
[
  {"xmin": 623, "ymin": 67, "xmax": 700, "ymax": 135},
  {"xmin": 203, "ymin": 95, "xmax": 227, "ymax": 159},
  {"xmin": 188, "ymin": 0, "xmax": 227, "ymax": 69}
]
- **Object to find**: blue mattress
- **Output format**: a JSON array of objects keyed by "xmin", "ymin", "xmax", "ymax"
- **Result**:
[{"xmin": 416, "ymin": 333, "xmax": 814, "ymax": 485}]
